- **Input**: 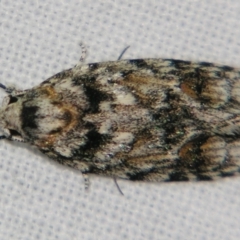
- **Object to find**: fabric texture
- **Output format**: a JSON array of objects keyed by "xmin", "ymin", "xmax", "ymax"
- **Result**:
[{"xmin": 0, "ymin": 0, "xmax": 240, "ymax": 239}]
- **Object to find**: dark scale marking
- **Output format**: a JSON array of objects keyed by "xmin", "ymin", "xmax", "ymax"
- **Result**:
[
  {"xmin": 196, "ymin": 175, "xmax": 213, "ymax": 181},
  {"xmin": 178, "ymin": 135, "xmax": 210, "ymax": 171},
  {"xmin": 195, "ymin": 69, "xmax": 205, "ymax": 95},
  {"xmin": 129, "ymin": 59, "xmax": 149, "ymax": 68},
  {"xmin": 168, "ymin": 59, "xmax": 191, "ymax": 69},
  {"xmin": 61, "ymin": 111, "xmax": 73, "ymax": 125},
  {"xmin": 168, "ymin": 171, "xmax": 189, "ymax": 181},
  {"xmin": 86, "ymin": 163, "xmax": 117, "ymax": 176},
  {"xmin": 53, "ymin": 69, "xmax": 73, "ymax": 79},
  {"xmin": 84, "ymin": 122, "xmax": 96, "ymax": 129},
  {"xmin": 179, "ymin": 68, "xmax": 206, "ymax": 97},
  {"xmin": 120, "ymin": 70, "xmax": 134, "ymax": 78},
  {"xmin": 163, "ymin": 89, "xmax": 180, "ymax": 103},
  {"xmin": 154, "ymin": 108, "xmax": 187, "ymax": 145},
  {"xmin": 166, "ymin": 69, "xmax": 179, "ymax": 76},
  {"xmin": 221, "ymin": 171, "xmax": 238, "ymax": 178},
  {"xmin": 21, "ymin": 106, "xmax": 39, "ymax": 129},
  {"xmin": 180, "ymin": 71, "xmax": 198, "ymax": 79},
  {"xmin": 104, "ymin": 66, "xmax": 116, "ymax": 73},
  {"xmin": 41, "ymin": 69, "xmax": 73, "ymax": 85},
  {"xmin": 215, "ymin": 71, "xmax": 224, "ymax": 78},
  {"xmin": 84, "ymin": 86, "xmax": 111, "ymax": 113},
  {"xmin": 82, "ymin": 129, "xmax": 107, "ymax": 151},
  {"xmin": 153, "ymin": 87, "xmax": 192, "ymax": 145},
  {"xmin": 88, "ymin": 63, "xmax": 99, "ymax": 71},
  {"xmin": 8, "ymin": 96, "xmax": 18, "ymax": 104},
  {"xmin": 220, "ymin": 65, "xmax": 235, "ymax": 72},
  {"xmin": 72, "ymin": 75, "xmax": 96, "ymax": 85},
  {"xmin": 199, "ymin": 62, "xmax": 214, "ymax": 67},
  {"xmin": 49, "ymin": 127, "xmax": 62, "ymax": 134},
  {"xmin": 72, "ymin": 130, "xmax": 109, "ymax": 160},
  {"xmin": 126, "ymin": 168, "xmax": 154, "ymax": 181},
  {"xmin": 150, "ymin": 67, "xmax": 160, "ymax": 75},
  {"xmin": 9, "ymin": 129, "xmax": 22, "ymax": 138}
]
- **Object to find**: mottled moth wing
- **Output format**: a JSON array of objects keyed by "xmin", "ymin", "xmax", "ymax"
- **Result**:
[{"xmin": 0, "ymin": 59, "xmax": 240, "ymax": 182}]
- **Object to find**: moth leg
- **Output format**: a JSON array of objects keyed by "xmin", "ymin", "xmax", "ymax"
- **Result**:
[
  {"xmin": 113, "ymin": 177, "xmax": 124, "ymax": 195},
  {"xmin": 82, "ymin": 173, "xmax": 90, "ymax": 190},
  {"xmin": 74, "ymin": 42, "xmax": 88, "ymax": 68},
  {"xmin": 79, "ymin": 42, "xmax": 87, "ymax": 63},
  {"xmin": 117, "ymin": 46, "xmax": 130, "ymax": 60}
]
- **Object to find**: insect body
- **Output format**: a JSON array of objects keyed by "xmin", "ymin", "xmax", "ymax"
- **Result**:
[{"xmin": 0, "ymin": 58, "xmax": 240, "ymax": 182}]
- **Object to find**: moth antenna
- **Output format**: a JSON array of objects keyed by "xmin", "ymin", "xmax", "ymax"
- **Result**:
[{"xmin": 0, "ymin": 83, "xmax": 14, "ymax": 94}]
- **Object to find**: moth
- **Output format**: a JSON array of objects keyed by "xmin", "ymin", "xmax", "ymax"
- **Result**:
[{"xmin": 0, "ymin": 54, "xmax": 240, "ymax": 183}]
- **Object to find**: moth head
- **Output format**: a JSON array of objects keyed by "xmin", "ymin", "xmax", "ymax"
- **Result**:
[{"xmin": 0, "ymin": 94, "xmax": 24, "ymax": 141}]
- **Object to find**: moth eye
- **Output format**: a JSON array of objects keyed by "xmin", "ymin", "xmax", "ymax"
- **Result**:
[{"xmin": 8, "ymin": 96, "xmax": 18, "ymax": 104}]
